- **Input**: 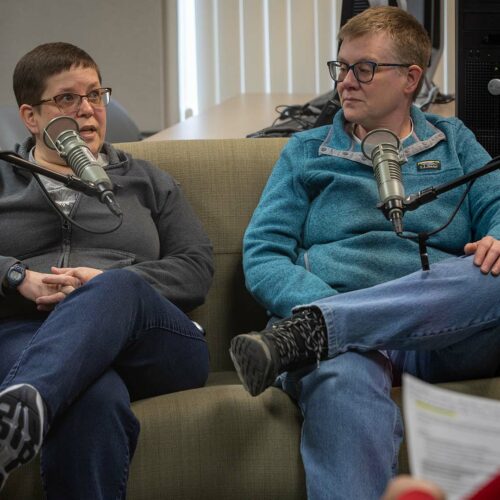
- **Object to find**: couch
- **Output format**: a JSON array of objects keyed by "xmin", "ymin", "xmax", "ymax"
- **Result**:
[{"xmin": 5, "ymin": 138, "xmax": 500, "ymax": 499}]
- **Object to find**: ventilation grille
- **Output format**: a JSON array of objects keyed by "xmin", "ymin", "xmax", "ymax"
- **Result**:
[{"xmin": 464, "ymin": 58, "xmax": 500, "ymax": 157}]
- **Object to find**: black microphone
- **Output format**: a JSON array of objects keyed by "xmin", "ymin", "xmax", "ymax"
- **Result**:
[
  {"xmin": 361, "ymin": 128, "xmax": 406, "ymax": 234},
  {"xmin": 43, "ymin": 116, "xmax": 122, "ymax": 216}
]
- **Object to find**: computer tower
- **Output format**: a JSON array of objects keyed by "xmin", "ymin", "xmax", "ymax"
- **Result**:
[{"xmin": 456, "ymin": 0, "xmax": 500, "ymax": 158}]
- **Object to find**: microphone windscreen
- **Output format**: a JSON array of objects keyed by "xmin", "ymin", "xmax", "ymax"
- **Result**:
[
  {"xmin": 361, "ymin": 129, "xmax": 400, "ymax": 160},
  {"xmin": 43, "ymin": 116, "xmax": 79, "ymax": 150}
]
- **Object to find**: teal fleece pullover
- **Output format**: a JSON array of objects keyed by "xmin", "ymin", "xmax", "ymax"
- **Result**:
[{"xmin": 243, "ymin": 105, "xmax": 499, "ymax": 318}]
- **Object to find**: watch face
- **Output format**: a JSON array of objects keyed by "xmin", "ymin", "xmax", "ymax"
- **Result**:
[
  {"xmin": 10, "ymin": 270, "xmax": 23, "ymax": 281},
  {"xmin": 7, "ymin": 263, "xmax": 27, "ymax": 288}
]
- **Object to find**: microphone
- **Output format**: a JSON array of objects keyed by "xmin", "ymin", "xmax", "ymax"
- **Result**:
[
  {"xmin": 361, "ymin": 128, "xmax": 406, "ymax": 234},
  {"xmin": 43, "ymin": 116, "xmax": 122, "ymax": 216}
]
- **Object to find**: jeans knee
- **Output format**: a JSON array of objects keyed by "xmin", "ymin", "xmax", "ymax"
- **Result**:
[
  {"xmin": 434, "ymin": 254, "xmax": 499, "ymax": 291},
  {"xmin": 80, "ymin": 269, "xmax": 152, "ymax": 313},
  {"xmin": 92, "ymin": 269, "xmax": 145, "ymax": 295}
]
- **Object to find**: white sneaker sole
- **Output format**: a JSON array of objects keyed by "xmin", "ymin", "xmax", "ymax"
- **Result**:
[{"xmin": 0, "ymin": 384, "xmax": 44, "ymax": 491}]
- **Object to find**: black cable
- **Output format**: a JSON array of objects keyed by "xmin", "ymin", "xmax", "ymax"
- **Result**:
[
  {"xmin": 396, "ymin": 181, "xmax": 474, "ymax": 270},
  {"xmin": 398, "ymin": 180, "xmax": 474, "ymax": 242},
  {"xmin": 33, "ymin": 173, "xmax": 123, "ymax": 235},
  {"xmin": 433, "ymin": 91, "xmax": 455, "ymax": 105},
  {"xmin": 426, "ymin": 181, "xmax": 474, "ymax": 237},
  {"xmin": 272, "ymin": 104, "xmax": 316, "ymax": 129}
]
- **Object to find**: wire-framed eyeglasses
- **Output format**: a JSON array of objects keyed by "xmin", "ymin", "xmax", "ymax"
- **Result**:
[
  {"xmin": 326, "ymin": 60, "xmax": 411, "ymax": 83},
  {"xmin": 31, "ymin": 87, "xmax": 112, "ymax": 114}
]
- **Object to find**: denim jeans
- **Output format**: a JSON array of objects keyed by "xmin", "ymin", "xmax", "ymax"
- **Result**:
[
  {"xmin": 278, "ymin": 255, "xmax": 500, "ymax": 500},
  {"xmin": 0, "ymin": 269, "xmax": 209, "ymax": 500}
]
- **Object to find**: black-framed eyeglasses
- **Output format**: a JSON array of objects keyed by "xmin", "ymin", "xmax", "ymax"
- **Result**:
[
  {"xmin": 31, "ymin": 87, "xmax": 112, "ymax": 113},
  {"xmin": 326, "ymin": 61, "xmax": 411, "ymax": 83}
]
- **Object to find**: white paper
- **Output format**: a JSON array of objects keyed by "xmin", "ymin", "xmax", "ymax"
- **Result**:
[{"xmin": 403, "ymin": 374, "xmax": 500, "ymax": 500}]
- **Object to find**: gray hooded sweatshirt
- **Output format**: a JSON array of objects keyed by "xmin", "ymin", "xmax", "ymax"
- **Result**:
[{"xmin": 0, "ymin": 139, "xmax": 213, "ymax": 318}]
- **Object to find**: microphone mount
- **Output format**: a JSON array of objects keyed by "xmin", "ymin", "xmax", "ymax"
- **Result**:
[
  {"xmin": 399, "ymin": 155, "xmax": 500, "ymax": 271},
  {"xmin": 0, "ymin": 149, "xmax": 101, "ymax": 197}
]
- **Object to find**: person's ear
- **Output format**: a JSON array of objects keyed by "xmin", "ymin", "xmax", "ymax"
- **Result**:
[
  {"xmin": 19, "ymin": 104, "xmax": 40, "ymax": 135},
  {"xmin": 405, "ymin": 64, "xmax": 423, "ymax": 97}
]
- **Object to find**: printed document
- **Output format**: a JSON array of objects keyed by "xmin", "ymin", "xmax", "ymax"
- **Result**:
[{"xmin": 403, "ymin": 374, "xmax": 500, "ymax": 499}]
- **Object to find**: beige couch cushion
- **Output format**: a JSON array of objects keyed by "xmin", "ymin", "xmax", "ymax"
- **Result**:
[
  {"xmin": 4, "ymin": 138, "xmax": 500, "ymax": 499},
  {"xmin": 117, "ymin": 138, "xmax": 288, "ymax": 371}
]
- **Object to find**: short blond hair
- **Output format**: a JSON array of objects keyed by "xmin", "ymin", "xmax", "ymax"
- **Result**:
[{"xmin": 338, "ymin": 6, "xmax": 432, "ymax": 98}]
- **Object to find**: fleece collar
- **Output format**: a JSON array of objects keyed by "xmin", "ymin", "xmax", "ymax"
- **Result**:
[{"xmin": 318, "ymin": 105, "xmax": 446, "ymax": 167}]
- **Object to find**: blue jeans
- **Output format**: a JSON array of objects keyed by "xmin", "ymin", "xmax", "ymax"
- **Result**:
[
  {"xmin": 278, "ymin": 255, "xmax": 500, "ymax": 500},
  {"xmin": 0, "ymin": 269, "xmax": 209, "ymax": 499}
]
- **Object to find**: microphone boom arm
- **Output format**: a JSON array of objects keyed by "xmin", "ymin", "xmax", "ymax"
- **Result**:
[
  {"xmin": 0, "ymin": 150, "xmax": 101, "ymax": 197},
  {"xmin": 397, "ymin": 155, "xmax": 500, "ymax": 272},
  {"xmin": 403, "ymin": 156, "xmax": 500, "ymax": 211}
]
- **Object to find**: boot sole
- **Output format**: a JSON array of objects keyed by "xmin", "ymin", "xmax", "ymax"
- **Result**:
[
  {"xmin": 230, "ymin": 334, "xmax": 276, "ymax": 397},
  {"xmin": 0, "ymin": 384, "xmax": 44, "ymax": 491}
]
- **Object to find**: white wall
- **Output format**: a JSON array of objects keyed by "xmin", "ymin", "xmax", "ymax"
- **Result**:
[{"xmin": 0, "ymin": 0, "xmax": 175, "ymax": 133}]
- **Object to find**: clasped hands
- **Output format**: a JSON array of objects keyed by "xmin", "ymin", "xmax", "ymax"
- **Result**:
[
  {"xmin": 18, "ymin": 266, "xmax": 103, "ymax": 311},
  {"xmin": 13, "ymin": 236, "xmax": 499, "ymax": 312}
]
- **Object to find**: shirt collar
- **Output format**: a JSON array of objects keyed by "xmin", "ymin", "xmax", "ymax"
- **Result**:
[{"xmin": 350, "ymin": 118, "xmax": 414, "ymax": 145}]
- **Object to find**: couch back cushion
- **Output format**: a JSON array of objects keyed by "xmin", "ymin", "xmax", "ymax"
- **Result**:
[{"xmin": 117, "ymin": 138, "xmax": 288, "ymax": 371}]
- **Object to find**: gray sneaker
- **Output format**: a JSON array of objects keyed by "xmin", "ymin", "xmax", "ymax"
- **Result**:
[{"xmin": 0, "ymin": 384, "xmax": 45, "ymax": 491}]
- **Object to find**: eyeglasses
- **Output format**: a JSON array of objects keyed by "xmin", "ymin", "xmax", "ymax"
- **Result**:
[
  {"xmin": 326, "ymin": 61, "xmax": 411, "ymax": 84},
  {"xmin": 31, "ymin": 87, "xmax": 112, "ymax": 113}
]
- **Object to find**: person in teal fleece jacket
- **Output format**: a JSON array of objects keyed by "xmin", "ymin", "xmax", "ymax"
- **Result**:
[{"xmin": 230, "ymin": 6, "xmax": 500, "ymax": 500}]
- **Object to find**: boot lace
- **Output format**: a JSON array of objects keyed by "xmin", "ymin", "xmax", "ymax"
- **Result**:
[{"xmin": 271, "ymin": 308, "xmax": 327, "ymax": 369}]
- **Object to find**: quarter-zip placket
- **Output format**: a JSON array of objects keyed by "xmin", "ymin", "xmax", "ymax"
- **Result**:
[
  {"xmin": 58, "ymin": 218, "xmax": 72, "ymax": 268},
  {"xmin": 57, "ymin": 194, "xmax": 82, "ymax": 268}
]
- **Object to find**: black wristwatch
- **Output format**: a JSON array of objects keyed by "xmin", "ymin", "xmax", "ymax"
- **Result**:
[{"xmin": 4, "ymin": 262, "xmax": 28, "ymax": 290}]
